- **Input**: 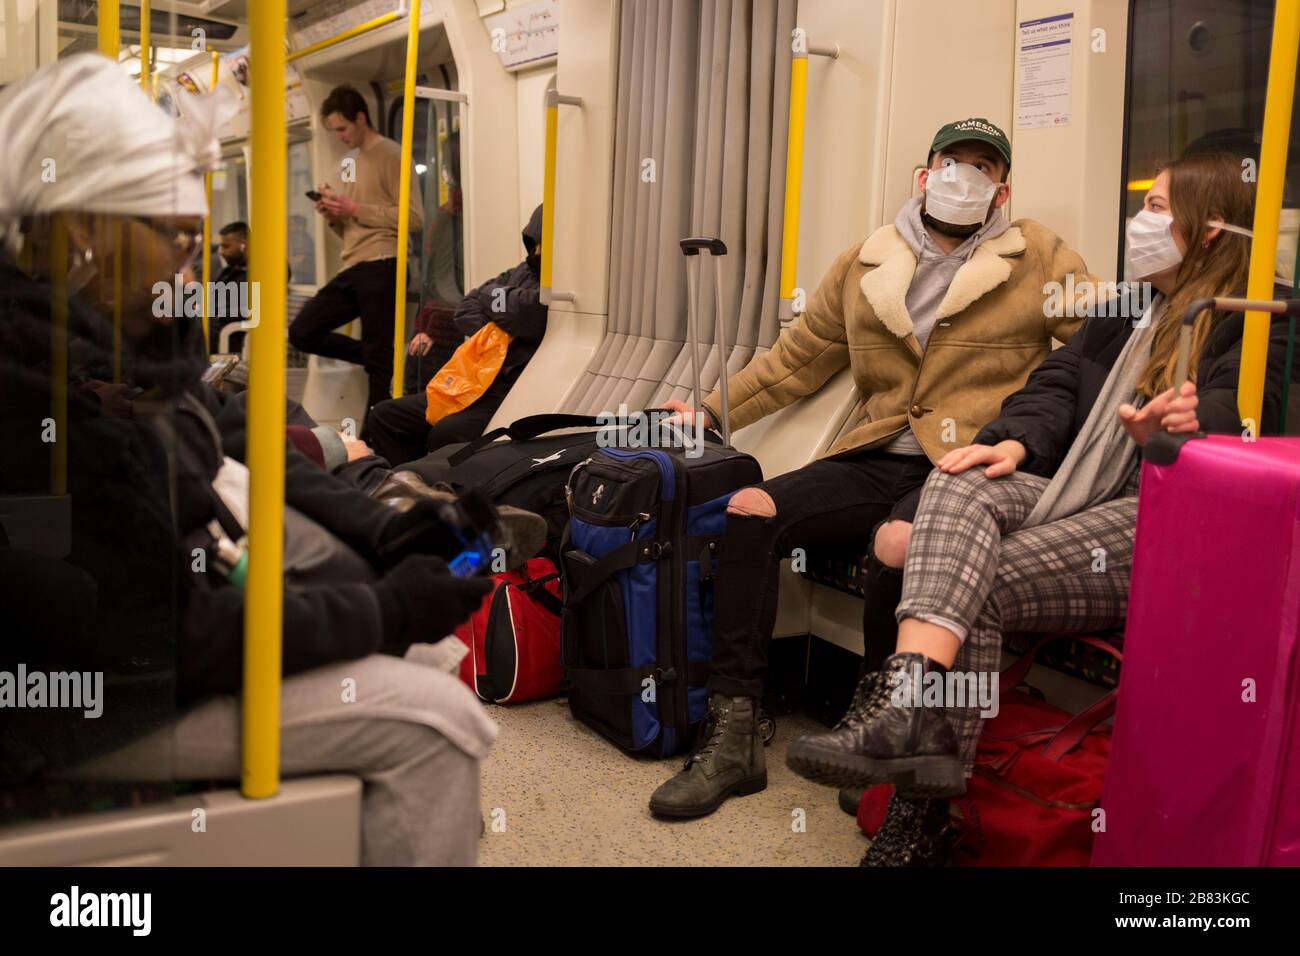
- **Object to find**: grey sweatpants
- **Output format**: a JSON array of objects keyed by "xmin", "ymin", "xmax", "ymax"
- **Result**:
[{"xmin": 69, "ymin": 653, "xmax": 498, "ymax": 866}]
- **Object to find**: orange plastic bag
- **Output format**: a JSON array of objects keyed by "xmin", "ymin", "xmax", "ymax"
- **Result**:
[{"xmin": 425, "ymin": 321, "xmax": 512, "ymax": 425}]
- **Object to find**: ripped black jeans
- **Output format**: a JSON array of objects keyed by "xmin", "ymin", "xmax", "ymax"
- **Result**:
[{"xmin": 707, "ymin": 450, "xmax": 935, "ymax": 698}]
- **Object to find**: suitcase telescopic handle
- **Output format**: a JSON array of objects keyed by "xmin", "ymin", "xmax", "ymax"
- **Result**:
[
  {"xmin": 1147, "ymin": 295, "xmax": 1300, "ymax": 466},
  {"xmin": 680, "ymin": 236, "xmax": 731, "ymax": 445},
  {"xmin": 1173, "ymin": 296, "xmax": 1300, "ymax": 386}
]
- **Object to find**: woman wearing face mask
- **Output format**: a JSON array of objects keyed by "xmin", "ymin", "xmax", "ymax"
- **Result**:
[{"xmin": 786, "ymin": 149, "xmax": 1294, "ymax": 867}]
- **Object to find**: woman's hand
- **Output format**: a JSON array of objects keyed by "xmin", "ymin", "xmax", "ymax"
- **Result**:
[
  {"xmin": 408, "ymin": 332, "xmax": 434, "ymax": 356},
  {"xmin": 937, "ymin": 440, "xmax": 1027, "ymax": 478},
  {"xmin": 1118, "ymin": 381, "xmax": 1199, "ymax": 447}
]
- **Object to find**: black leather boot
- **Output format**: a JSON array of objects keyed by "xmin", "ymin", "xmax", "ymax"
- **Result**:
[
  {"xmin": 785, "ymin": 652, "xmax": 965, "ymax": 796},
  {"xmin": 648, "ymin": 694, "xmax": 767, "ymax": 818},
  {"xmin": 859, "ymin": 793, "xmax": 955, "ymax": 867}
]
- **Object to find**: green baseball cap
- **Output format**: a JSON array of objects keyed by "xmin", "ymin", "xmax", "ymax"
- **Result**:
[{"xmin": 930, "ymin": 117, "xmax": 1012, "ymax": 168}]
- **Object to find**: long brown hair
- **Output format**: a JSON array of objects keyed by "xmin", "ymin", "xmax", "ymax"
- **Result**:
[{"xmin": 1137, "ymin": 151, "xmax": 1254, "ymax": 397}]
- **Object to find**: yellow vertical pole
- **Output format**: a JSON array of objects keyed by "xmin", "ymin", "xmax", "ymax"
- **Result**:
[
  {"xmin": 391, "ymin": 2, "xmax": 422, "ymax": 399},
  {"xmin": 779, "ymin": 51, "xmax": 808, "ymax": 322},
  {"xmin": 138, "ymin": 0, "xmax": 151, "ymax": 98},
  {"xmin": 540, "ymin": 98, "xmax": 558, "ymax": 304},
  {"xmin": 202, "ymin": 50, "xmax": 219, "ymax": 354},
  {"xmin": 50, "ymin": 216, "xmax": 68, "ymax": 496},
  {"xmin": 98, "ymin": 0, "xmax": 120, "ymax": 58},
  {"xmin": 1238, "ymin": 0, "xmax": 1299, "ymax": 430},
  {"xmin": 242, "ymin": 0, "xmax": 287, "ymax": 800},
  {"xmin": 112, "ymin": 222, "xmax": 122, "ymax": 383}
]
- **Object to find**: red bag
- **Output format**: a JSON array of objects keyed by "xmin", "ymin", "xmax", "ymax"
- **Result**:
[
  {"xmin": 857, "ymin": 637, "xmax": 1119, "ymax": 866},
  {"xmin": 454, "ymin": 558, "xmax": 564, "ymax": 703}
]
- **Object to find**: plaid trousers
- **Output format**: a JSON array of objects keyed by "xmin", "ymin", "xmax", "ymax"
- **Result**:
[{"xmin": 897, "ymin": 466, "xmax": 1141, "ymax": 773}]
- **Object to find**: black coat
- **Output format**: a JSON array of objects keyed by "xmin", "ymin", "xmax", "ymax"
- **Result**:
[
  {"xmin": 0, "ymin": 257, "xmax": 401, "ymax": 777},
  {"xmin": 976, "ymin": 287, "xmax": 1295, "ymax": 478},
  {"xmin": 452, "ymin": 204, "xmax": 546, "ymax": 381}
]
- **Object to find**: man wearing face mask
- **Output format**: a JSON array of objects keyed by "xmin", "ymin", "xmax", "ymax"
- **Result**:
[{"xmin": 651, "ymin": 118, "xmax": 1095, "ymax": 820}]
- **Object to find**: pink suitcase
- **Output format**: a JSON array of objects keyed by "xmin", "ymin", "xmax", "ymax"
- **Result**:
[{"xmin": 1092, "ymin": 434, "xmax": 1300, "ymax": 866}]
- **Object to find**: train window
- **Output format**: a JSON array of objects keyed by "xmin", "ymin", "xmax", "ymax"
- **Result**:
[
  {"xmin": 1122, "ymin": 0, "xmax": 1300, "ymax": 280},
  {"xmin": 287, "ymin": 139, "xmax": 318, "ymax": 286}
]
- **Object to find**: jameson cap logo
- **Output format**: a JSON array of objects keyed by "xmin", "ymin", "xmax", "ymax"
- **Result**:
[{"xmin": 930, "ymin": 117, "xmax": 1012, "ymax": 167}]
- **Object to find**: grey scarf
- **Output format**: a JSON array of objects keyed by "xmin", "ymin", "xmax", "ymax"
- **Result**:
[{"xmin": 1021, "ymin": 298, "xmax": 1164, "ymax": 530}]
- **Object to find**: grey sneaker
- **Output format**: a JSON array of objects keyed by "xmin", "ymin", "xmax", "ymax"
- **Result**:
[{"xmin": 648, "ymin": 694, "xmax": 767, "ymax": 818}]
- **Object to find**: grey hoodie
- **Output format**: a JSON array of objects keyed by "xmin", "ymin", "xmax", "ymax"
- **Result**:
[{"xmin": 882, "ymin": 195, "xmax": 1010, "ymax": 456}]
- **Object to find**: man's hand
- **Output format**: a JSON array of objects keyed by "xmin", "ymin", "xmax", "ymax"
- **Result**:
[
  {"xmin": 1118, "ymin": 382, "xmax": 1199, "ymax": 447},
  {"xmin": 408, "ymin": 332, "xmax": 434, "ymax": 356},
  {"xmin": 343, "ymin": 437, "xmax": 374, "ymax": 462},
  {"xmin": 937, "ymin": 440, "xmax": 1028, "ymax": 478},
  {"xmin": 83, "ymin": 380, "xmax": 133, "ymax": 418},
  {"xmin": 373, "ymin": 555, "xmax": 494, "ymax": 654},
  {"xmin": 319, "ymin": 193, "xmax": 359, "ymax": 220}
]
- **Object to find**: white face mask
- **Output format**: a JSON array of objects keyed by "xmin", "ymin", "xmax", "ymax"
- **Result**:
[
  {"xmin": 1126, "ymin": 209, "xmax": 1183, "ymax": 279},
  {"xmin": 924, "ymin": 162, "xmax": 998, "ymax": 226},
  {"xmin": 1126, "ymin": 211, "xmax": 1255, "ymax": 279}
]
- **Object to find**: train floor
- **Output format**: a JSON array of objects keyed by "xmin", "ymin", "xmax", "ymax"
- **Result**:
[{"xmin": 478, "ymin": 697, "xmax": 866, "ymax": 866}]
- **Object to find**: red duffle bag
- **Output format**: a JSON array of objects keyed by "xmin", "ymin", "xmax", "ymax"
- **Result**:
[
  {"xmin": 858, "ymin": 636, "xmax": 1120, "ymax": 866},
  {"xmin": 454, "ymin": 557, "xmax": 564, "ymax": 703}
]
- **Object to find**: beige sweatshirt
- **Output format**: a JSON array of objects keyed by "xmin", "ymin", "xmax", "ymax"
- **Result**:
[{"xmin": 329, "ymin": 135, "xmax": 424, "ymax": 267}]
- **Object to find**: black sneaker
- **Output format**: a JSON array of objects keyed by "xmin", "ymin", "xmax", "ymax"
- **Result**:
[{"xmin": 785, "ymin": 652, "xmax": 965, "ymax": 796}]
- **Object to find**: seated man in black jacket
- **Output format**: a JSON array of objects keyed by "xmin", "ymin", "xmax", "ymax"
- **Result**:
[
  {"xmin": 0, "ymin": 55, "xmax": 496, "ymax": 865},
  {"xmin": 364, "ymin": 204, "xmax": 547, "ymax": 466}
]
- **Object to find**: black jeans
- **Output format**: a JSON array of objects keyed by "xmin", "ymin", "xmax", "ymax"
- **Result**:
[
  {"xmin": 363, "ymin": 374, "xmax": 515, "ymax": 467},
  {"xmin": 289, "ymin": 259, "xmax": 398, "ymax": 414},
  {"xmin": 708, "ymin": 450, "xmax": 935, "ymax": 699}
]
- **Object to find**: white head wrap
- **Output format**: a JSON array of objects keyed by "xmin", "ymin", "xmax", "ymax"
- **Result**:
[{"xmin": 0, "ymin": 53, "xmax": 237, "ymax": 245}]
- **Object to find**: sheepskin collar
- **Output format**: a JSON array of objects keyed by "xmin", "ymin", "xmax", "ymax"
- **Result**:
[{"xmin": 857, "ymin": 223, "xmax": 1026, "ymax": 338}]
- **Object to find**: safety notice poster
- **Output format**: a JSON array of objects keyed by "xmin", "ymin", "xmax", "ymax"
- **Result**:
[{"xmin": 1016, "ymin": 12, "xmax": 1072, "ymax": 129}]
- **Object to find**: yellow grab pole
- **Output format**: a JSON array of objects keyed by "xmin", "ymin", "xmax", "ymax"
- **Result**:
[
  {"xmin": 779, "ymin": 51, "xmax": 808, "ymax": 322},
  {"xmin": 540, "ymin": 98, "xmax": 559, "ymax": 304},
  {"xmin": 138, "ymin": 0, "xmax": 151, "ymax": 98},
  {"xmin": 50, "ymin": 216, "xmax": 68, "ymax": 496},
  {"xmin": 391, "ymin": 1, "xmax": 421, "ymax": 399},
  {"xmin": 1238, "ymin": 0, "xmax": 1299, "ymax": 431},
  {"xmin": 98, "ymin": 0, "xmax": 119, "ymax": 57},
  {"xmin": 242, "ymin": 0, "xmax": 287, "ymax": 800},
  {"xmin": 112, "ymin": 221, "xmax": 122, "ymax": 383},
  {"xmin": 287, "ymin": 12, "xmax": 400, "ymax": 63},
  {"xmin": 202, "ymin": 50, "xmax": 219, "ymax": 354}
]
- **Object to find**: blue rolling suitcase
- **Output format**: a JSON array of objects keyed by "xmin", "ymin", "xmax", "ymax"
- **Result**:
[{"xmin": 560, "ymin": 238, "xmax": 762, "ymax": 755}]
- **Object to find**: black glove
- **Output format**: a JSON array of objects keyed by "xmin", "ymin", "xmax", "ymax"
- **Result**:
[
  {"xmin": 373, "ymin": 489, "xmax": 501, "ymax": 568},
  {"xmin": 372, "ymin": 555, "xmax": 494, "ymax": 655}
]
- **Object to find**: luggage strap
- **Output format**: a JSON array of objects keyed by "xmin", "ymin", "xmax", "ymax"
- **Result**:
[
  {"xmin": 562, "ymin": 539, "xmax": 667, "ymax": 604},
  {"xmin": 567, "ymin": 661, "xmax": 711, "ymax": 695},
  {"xmin": 448, "ymin": 413, "xmax": 606, "ymax": 466}
]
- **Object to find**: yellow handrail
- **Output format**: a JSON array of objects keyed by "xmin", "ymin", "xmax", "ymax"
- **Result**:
[
  {"xmin": 138, "ymin": 0, "xmax": 151, "ymax": 98},
  {"xmin": 778, "ymin": 31, "xmax": 837, "ymax": 323},
  {"xmin": 50, "ymin": 216, "xmax": 68, "ymax": 497},
  {"xmin": 287, "ymin": 11, "xmax": 400, "ymax": 63},
  {"xmin": 391, "ymin": 2, "xmax": 422, "ymax": 399},
  {"xmin": 201, "ymin": 50, "xmax": 219, "ymax": 355},
  {"xmin": 242, "ymin": 0, "xmax": 287, "ymax": 800},
  {"xmin": 98, "ymin": 0, "xmax": 119, "ymax": 58},
  {"xmin": 540, "ymin": 97, "xmax": 558, "ymax": 303},
  {"xmin": 540, "ymin": 90, "xmax": 582, "ymax": 305},
  {"xmin": 779, "ymin": 52, "xmax": 808, "ymax": 322},
  {"xmin": 1237, "ymin": 0, "xmax": 1299, "ymax": 431}
]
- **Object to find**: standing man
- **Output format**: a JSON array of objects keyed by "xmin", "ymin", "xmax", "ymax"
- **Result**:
[{"xmin": 290, "ymin": 85, "xmax": 423, "ymax": 418}]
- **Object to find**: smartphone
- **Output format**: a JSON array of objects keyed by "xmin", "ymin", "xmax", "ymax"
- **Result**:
[{"xmin": 305, "ymin": 189, "xmax": 323, "ymax": 202}]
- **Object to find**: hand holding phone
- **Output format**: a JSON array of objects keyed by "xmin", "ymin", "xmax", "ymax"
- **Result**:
[{"xmin": 305, "ymin": 189, "xmax": 322, "ymax": 202}]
